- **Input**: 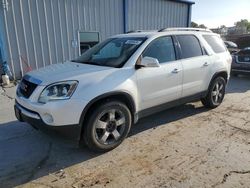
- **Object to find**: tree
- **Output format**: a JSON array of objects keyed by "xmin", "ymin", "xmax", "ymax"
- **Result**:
[
  {"xmin": 220, "ymin": 25, "xmax": 226, "ymax": 29},
  {"xmin": 199, "ymin": 24, "xmax": 207, "ymax": 29},
  {"xmin": 191, "ymin": 21, "xmax": 207, "ymax": 29},
  {"xmin": 191, "ymin": 21, "xmax": 199, "ymax": 28},
  {"xmin": 235, "ymin": 19, "xmax": 250, "ymax": 31}
]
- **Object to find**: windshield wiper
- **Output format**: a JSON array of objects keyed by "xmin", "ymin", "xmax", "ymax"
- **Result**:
[{"xmin": 72, "ymin": 60, "xmax": 102, "ymax": 66}]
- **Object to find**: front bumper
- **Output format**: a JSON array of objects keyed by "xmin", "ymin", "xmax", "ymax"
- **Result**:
[
  {"xmin": 15, "ymin": 92, "xmax": 88, "ymax": 126},
  {"xmin": 14, "ymin": 101, "xmax": 82, "ymax": 140}
]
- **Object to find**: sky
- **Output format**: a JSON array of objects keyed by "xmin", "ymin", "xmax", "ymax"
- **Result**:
[{"xmin": 192, "ymin": 0, "xmax": 250, "ymax": 29}]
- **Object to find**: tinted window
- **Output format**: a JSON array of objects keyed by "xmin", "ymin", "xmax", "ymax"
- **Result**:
[
  {"xmin": 203, "ymin": 35, "xmax": 226, "ymax": 53},
  {"xmin": 143, "ymin": 36, "xmax": 176, "ymax": 63},
  {"xmin": 176, "ymin": 35, "xmax": 203, "ymax": 59}
]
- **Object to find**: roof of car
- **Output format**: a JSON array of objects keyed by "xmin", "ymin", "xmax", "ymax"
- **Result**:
[{"xmin": 112, "ymin": 29, "xmax": 216, "ymax": 39}]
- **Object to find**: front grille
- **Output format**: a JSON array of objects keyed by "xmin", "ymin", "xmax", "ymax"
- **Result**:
[
  {"xmin": 238, "ymin": 56, "xmax": 250, "ymax": 63},
  {"xmin": 18, "ymin": 78, "xmax": 38, "ymax": 98}
]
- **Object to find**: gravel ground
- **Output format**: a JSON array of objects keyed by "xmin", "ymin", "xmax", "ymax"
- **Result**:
[{"xmin": 1, "ymin": 76, "xmax": 250, "ymax": 188}]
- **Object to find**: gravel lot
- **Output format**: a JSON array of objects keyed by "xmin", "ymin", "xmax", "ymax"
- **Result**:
[{"xmin": 1, "ymin": 76, "xmax": 250, "ymax": 188}]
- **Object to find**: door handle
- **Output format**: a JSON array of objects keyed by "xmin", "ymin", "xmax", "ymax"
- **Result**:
[
  {"xmin": 172, "ymin": 68, "xmax": 180, "ymax": 73},
  {"xmin": 203, "ymin": 62, "xmax": 209, "ymax": 67}
]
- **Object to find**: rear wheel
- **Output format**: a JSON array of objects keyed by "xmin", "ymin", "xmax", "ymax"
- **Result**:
[
  {"xmin": 201, "ymin": 76, "xmax": 226, "ymax": 108},
  {"xmin": 83, "ymin": 101, "xmax": 132, "ymax": 152}
]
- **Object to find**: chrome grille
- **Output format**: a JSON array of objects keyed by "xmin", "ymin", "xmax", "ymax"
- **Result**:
[{"xmin": 18, "ymin": 78, "xmax": 38, "ymax": 98}]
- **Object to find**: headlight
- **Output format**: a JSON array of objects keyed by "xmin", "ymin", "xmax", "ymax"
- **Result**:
[{"xmin": 38, "ymin": 81, "xmax": 78, "ymax": 103}]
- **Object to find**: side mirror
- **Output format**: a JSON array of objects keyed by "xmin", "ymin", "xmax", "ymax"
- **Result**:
[{"xmin": 138, "ymin": 56, "xmax": 160, "ymax": 68}]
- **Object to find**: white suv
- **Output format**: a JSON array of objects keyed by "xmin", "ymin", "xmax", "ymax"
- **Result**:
[{"xmin": 15, "ymin": 28, "xmax": 232, "ymax": 152}]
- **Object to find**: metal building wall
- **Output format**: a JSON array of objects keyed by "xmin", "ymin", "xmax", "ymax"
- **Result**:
[
  {"xmin": 1, "ymin": 0, "xmax": 124, "ymax": 79},
  {"xmin": 125, "ymin": 0, "xmax": 189, "ymax": 31},
  {"xmin": 1, "ymin": 0, "xmax": 191, "ymax": 79}
]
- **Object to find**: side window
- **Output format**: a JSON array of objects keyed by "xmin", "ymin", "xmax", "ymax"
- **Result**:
[
  {"xmin": 176, "ymin": 35, "xmax": 203, "ymax": 59},
  {"xmin": 203, "ymin": 35, "xmax": 227, "ymax": 53},
  {"xmin": 142, "ymin": 36, "xmax": 176, "ymax": 63}
]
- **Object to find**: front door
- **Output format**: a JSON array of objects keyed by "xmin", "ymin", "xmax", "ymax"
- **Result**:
[{"xmin": 136, "ymin": 36, "xmax": 183, "ymax": 110}]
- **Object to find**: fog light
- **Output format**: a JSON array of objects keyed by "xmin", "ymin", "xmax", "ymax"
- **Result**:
[{"xmin": 42, "ymin": 113, "xmax": 54, "ymax": 124}]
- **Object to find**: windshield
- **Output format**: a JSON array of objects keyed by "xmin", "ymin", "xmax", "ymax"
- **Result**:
[{"xmin": 73, "ymin": 37, "xmax": 146, "ymax": 68}]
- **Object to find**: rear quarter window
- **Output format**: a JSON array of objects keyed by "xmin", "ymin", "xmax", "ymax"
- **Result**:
[{"xmin": 203, "ymin": 35, "xmax": 227, "ymax": 53}]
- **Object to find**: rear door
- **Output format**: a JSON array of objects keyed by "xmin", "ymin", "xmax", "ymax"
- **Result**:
[
  {"xmin": 175, "ymin": 35, "xmax": 211, "ymax": 97},
  {"xmin": 136, "ymin": 36, "xmax": 183, "ymax": 110}
]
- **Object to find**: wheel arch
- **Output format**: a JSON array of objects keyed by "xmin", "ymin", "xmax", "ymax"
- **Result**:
[
  {"xmin": 206, "ymin": 70, "xmax": 228, "ymax": 95},
  {"xmin": 211, "ymin": 71, "xmax": 228, "ymax": 83},
  {"xmin": 79, "ymin": 91, "xmax": 136, "ymax": 136}
]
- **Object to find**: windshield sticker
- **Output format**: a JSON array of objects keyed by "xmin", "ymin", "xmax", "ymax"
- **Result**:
[{"xmin": 125, "ymin": 40, "xmax": 142, "ymax": 45}]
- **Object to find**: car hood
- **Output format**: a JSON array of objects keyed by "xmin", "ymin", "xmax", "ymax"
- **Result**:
[{"xmin": 26, "ymin": 61, "xmax": 114, "ymax": 85}]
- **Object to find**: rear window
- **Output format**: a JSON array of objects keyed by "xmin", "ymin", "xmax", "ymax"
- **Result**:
[
  {"xmin": 203, "ymin": 35, "xmax": 227, "ymax": 53},
  {"xmin": 176, "ymin": 35, "xmax": 203, "ymax": 59}
]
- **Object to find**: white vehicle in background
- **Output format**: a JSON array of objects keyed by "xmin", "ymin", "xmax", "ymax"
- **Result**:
[{"xmin": 15, "ymin": 28, "xmax": 232, "ymax": 152}]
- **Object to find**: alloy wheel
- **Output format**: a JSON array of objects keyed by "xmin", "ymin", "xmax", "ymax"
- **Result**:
[
  {"xmin": 211, "ymin": 80, "xmax": 224, "ymax": 104},
  {"xmin": 94, "ymin": 109, "xmax": 126, "ymax": 145}
]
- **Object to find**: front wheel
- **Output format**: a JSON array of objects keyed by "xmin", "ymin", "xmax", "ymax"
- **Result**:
[
  {"xmin": 83, "ymin": 101, "xmax": 132, "ymax": 152},
  {"xmin": 201, "ymin": 76, "xmax": 226, "ymax": 108}
]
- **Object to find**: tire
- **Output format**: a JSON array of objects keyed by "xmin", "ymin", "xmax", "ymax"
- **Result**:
[
  {"xmin": 201, "ymin": 76, "xmax": 226, "ymax": 108},
  {"xmin": 83, "ymin": 100, "xmax": 132, "ymax": 152}
]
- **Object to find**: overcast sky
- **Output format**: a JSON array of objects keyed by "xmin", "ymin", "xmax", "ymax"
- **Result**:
[{"xmin": 192, "ymin": 0, "xmax": 250, "ymax": 28}]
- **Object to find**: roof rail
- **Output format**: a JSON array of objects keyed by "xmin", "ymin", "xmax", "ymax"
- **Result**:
[
  {"xmin": 126, "ymin": 30, "xmax": 157, "ymax": 33},
  {"xmin": 158, "ymin": 27, "xmax": 212, "ymax": 33}
]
